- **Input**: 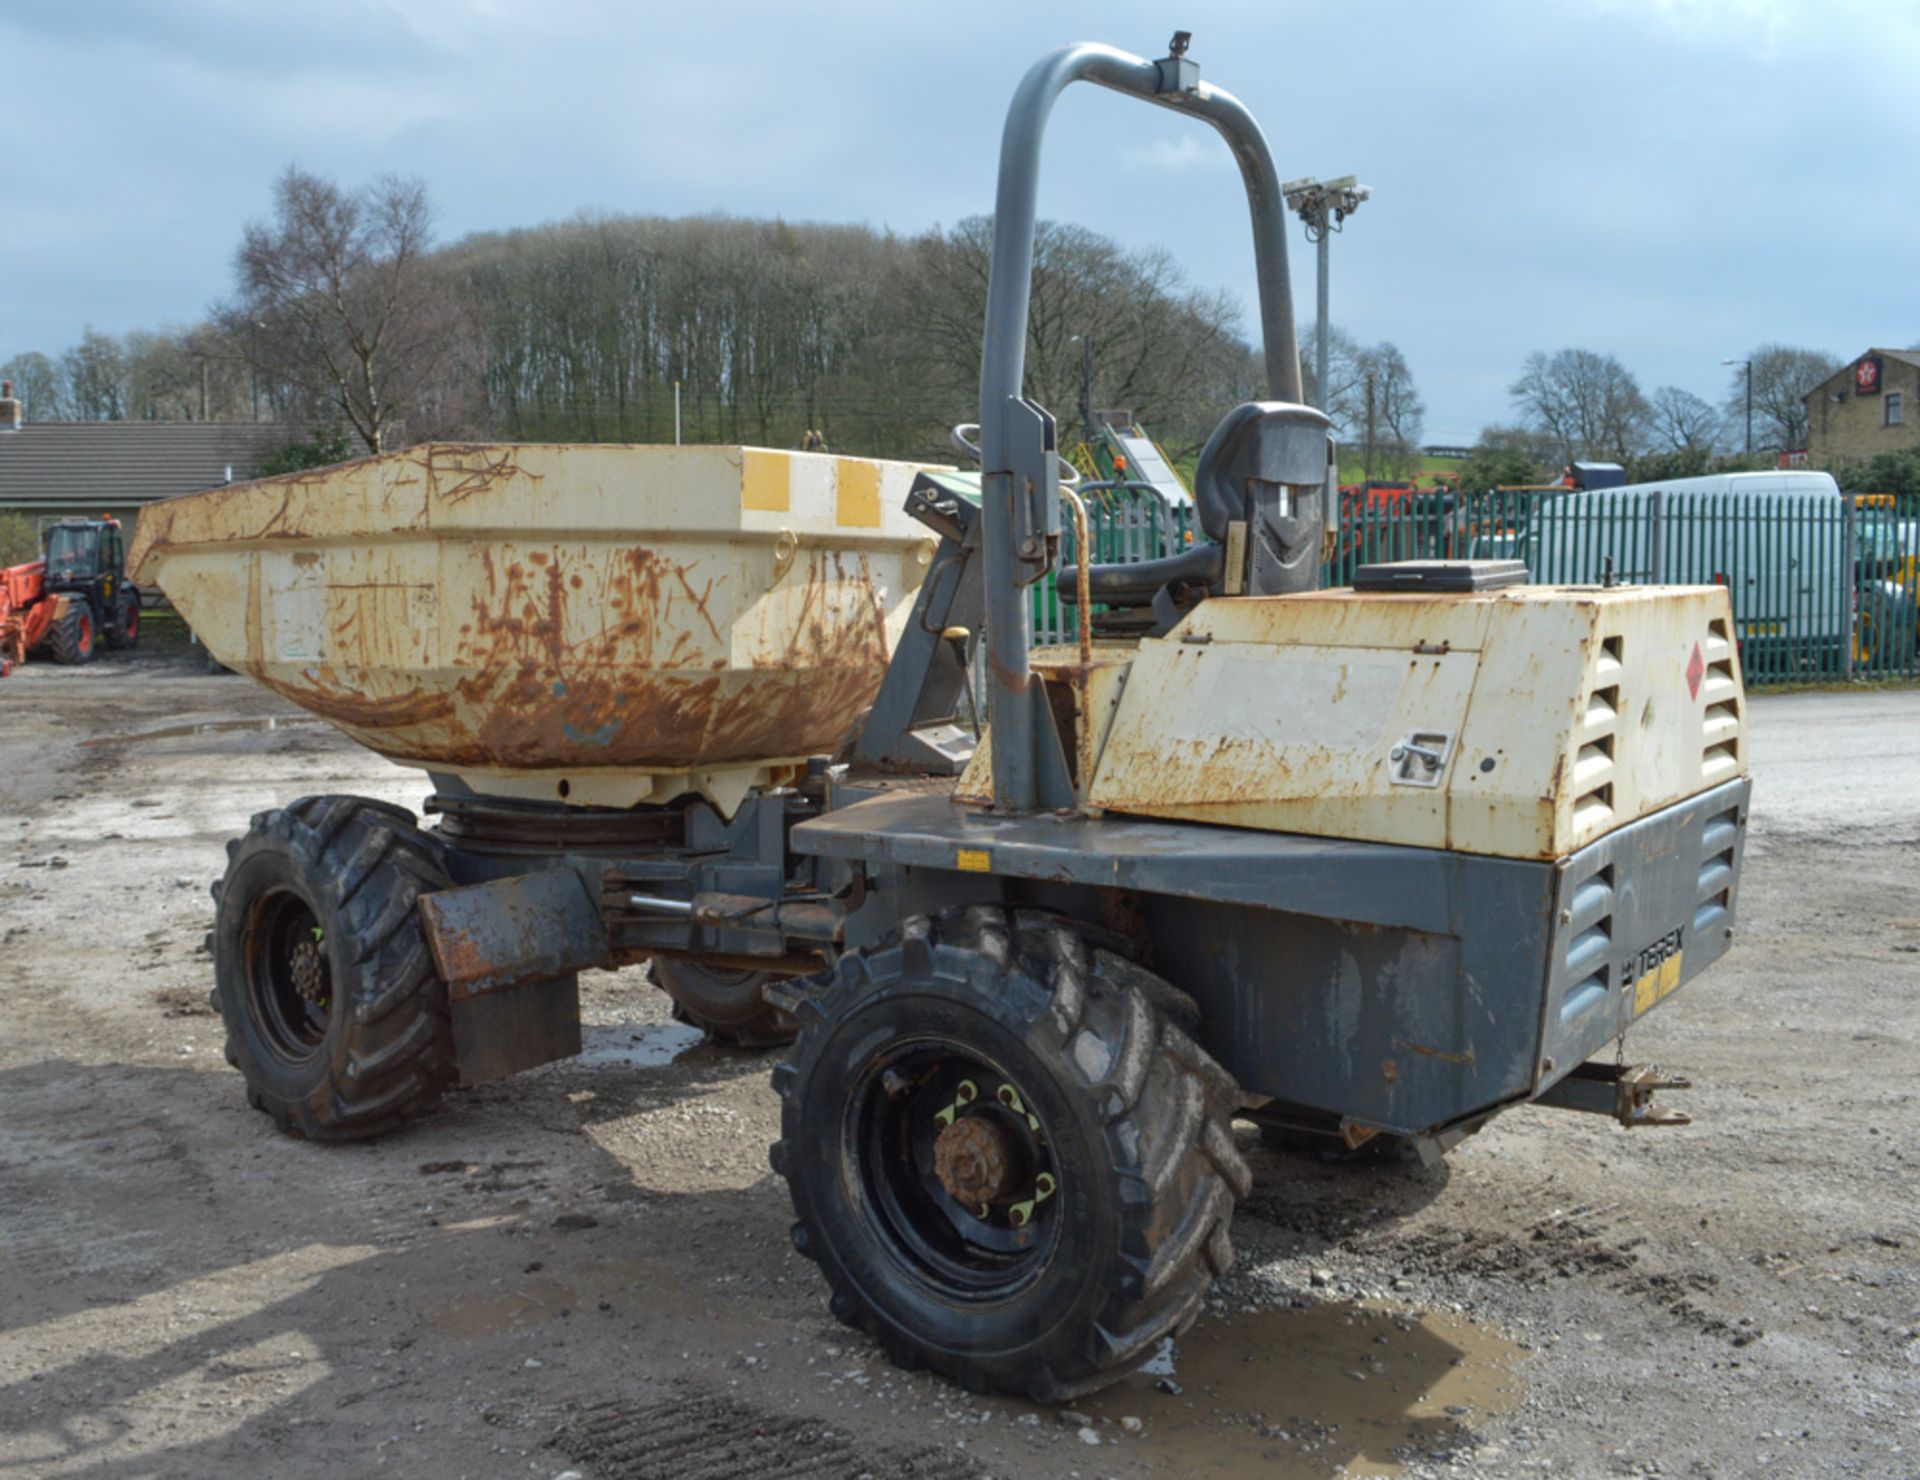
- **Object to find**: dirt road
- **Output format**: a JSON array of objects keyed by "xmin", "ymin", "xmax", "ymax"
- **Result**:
[{"xmin": 2, "ymin": 652, "xmax": 1916, "ymax": 1477}]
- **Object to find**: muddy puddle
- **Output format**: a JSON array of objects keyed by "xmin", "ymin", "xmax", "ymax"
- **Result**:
[
  {"xmin": 83, "ymin": 716, "xmax": 327, "ymax": 746},
  {"xmin": 432, "ymin": 1258, "xmax": 671, "ymax": 1339},
  {"xmin": 431, "ymin": 1260, "xmax": 1522, "ymax": 1473},
  {"xmin": 566, "ymin": 1022, "xmax": 709, "ymax": 1070},
  {"xmin": 1062, "ymin": 1301, "xmax": 1526, "ymax": 1476}
]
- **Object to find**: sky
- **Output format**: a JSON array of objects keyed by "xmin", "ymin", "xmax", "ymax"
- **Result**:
[{"xmin": 2, "ymin": 0, "xmax": 1915, "ymax": 444}]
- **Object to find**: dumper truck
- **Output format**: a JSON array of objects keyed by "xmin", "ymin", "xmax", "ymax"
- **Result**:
[{"xmin": 131, "ymin": 35, "xmax": 1751, "ymax": 1401}]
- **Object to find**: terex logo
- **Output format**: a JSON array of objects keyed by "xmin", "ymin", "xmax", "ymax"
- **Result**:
[
  {"xmin": 1686, "ymin": 641, "xmax": 1704, "ymax": 700},
  {"xmin": 1622, "ymin": 927, "xmax": 1683, "ymax": 986}
]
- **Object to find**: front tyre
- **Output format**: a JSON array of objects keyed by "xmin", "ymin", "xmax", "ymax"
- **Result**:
[
  {"xmin": 46, "ymin": 605, "xmax": 96, "ymax": 665},
  {"xmin": 212, "ymin": 795, "xmax": 457, "ymax": 1141},
  {"xmin": 771, "ymin": 907, "xmax": 1250, "ymax": 1401}
]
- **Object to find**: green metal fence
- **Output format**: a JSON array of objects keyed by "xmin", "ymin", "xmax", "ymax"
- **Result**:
[
  {"xmin": 1032, "ymin": 482, "xmax": 1194, "ymax": 646},
  {"xmin": 1039, "ymin": 487, "xmax": 1920, "ymax": 687}
]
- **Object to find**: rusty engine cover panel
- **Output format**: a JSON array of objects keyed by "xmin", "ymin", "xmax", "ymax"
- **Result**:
[
  {"xmin": 1086, "ymin": 585, "xmax": 1750, "ymax": 861},
  {"xmin": 129, "ymin": 443, "xmax": 942, "ymax": 812}
]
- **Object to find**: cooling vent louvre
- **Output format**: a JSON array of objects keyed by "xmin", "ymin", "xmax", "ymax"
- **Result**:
[
  {"xmin": 1571, "ymin": 635, "xmax": 1622, "ymax": 835},
  {"xmin": 1559, "ymin": 862, "xmax": 1615, "ymax": 1025},
  {"xmin": 1700, "ymin": 617, "xmax": 1742, "ymax": 784},
  {"xmin": 1695, "ymin": 804, "xmax": 1739, "ymax": 935}
]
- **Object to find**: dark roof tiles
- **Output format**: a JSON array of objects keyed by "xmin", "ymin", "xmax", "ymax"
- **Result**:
[{"xmin": 0, "ymin": 422, "xmax": 290, "ymax": 505}]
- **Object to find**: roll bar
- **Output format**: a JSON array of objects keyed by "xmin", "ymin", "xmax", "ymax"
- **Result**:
[{"xmin": 978, "ymin": 36, "xmax": 1302, "ymax": 812}]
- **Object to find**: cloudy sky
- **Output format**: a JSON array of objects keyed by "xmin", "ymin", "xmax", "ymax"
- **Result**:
[{"xmin": 2, "ymin": 0, "xmax": 1912, "ymax": 442}]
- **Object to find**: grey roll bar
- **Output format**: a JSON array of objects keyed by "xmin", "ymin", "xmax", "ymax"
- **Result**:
[{"xmin": 977, "ymin": 37, "xmax": 1302, "ymax": 812}]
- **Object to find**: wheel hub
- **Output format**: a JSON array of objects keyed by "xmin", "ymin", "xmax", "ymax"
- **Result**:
[
  {"xmin": 290, "ymin": 938, "xmax": 327, "ymax": 1003},
  {"xmin": 933, "ymin": 1115, "xmax": 1018, "ymax": 1205}
]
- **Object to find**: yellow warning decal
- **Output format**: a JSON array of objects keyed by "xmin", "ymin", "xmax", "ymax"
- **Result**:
[
  {"xmin": 1632, "ymin": 948, "xmax": 1684, "ymax": 1016},
  {"xmin": 836, "ymin": 458, "xmax": 882, "ymax": 528},
  {"xmin": 742, "ymin": 449, "xmax": 790, "ymax": 512},
  {"xmin": 955, "ymin": 848, "xmax": 991, "ymax": 873}
]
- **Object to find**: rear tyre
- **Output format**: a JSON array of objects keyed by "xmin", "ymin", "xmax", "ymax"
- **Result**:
[
  {"xmin": 772, "ymin": 907, "xmax": 1250, "ymax": 1401},
  {"xmin": 46, "ymin": 605, "xmax": 96, "ymax": 665},
  {"xmin": 106, "ymin": 591, "xmax": 140, "ymax": 650},
  {"xmin": 650, "ymin": 957, "xmax": 793, "ymax": 1047},
  {"xmin": 211, "ymin": 795, "xmax": 457, "ymax": 1141}
]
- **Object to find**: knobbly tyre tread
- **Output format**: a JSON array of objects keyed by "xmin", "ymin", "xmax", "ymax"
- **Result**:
[
  {"xmin": 770, "ymin": 905, "xmax": 1250, "ymax": 1402},
  {"xmin": 105, "ymin": 591, "xmax": 140, "ymax": 650},
  {"xmin": 45, "ymin": 605, "xmax": 94, "ymax": 665},
  {"xmin": 647, "ymin": 958, "xmax": 795, "ymax": 1048},
  {"xmin": 211, "ymin": 795, "xmax": 457, "ymax": 1141}
]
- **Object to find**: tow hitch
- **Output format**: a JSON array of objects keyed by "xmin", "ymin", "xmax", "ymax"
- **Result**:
[{"xmin": 1536, "ymin": 1061, "xmax": 1693, "ymax": 1127}]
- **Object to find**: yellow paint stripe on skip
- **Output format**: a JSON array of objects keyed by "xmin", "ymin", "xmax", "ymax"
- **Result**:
[
  {"xmin": 837, "ymin": 459, "xmax": 883, "ymax": 528},
  {"xmin": 742, "ymin": 450, "xmax": 790, "ymax": 512}
]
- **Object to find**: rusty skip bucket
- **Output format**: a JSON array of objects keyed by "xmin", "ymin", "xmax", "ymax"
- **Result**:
[{"xmin": 130, "ymin": 443, "xmax": 943, "ymax": 813}]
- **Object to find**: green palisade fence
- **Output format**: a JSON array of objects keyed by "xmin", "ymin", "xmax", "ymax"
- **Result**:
[{"xmin": 1039, "ymin": 488, "xmax": 1920, "ymax": 687}]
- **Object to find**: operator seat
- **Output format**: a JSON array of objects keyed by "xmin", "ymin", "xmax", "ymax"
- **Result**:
[{"xmin": 1066, "ymin": 401, "xmax": 1334, "ymax": 630}]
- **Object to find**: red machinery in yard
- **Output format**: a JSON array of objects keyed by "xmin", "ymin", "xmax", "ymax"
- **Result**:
[{"xmin": 0, "ymin": 517, "xmax": 140, "ymax": 676}]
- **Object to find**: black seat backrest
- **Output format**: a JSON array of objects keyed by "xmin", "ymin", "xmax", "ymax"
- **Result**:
[
  {"xmin": 1070, "ymin": 400, "xmax": 1334, "ymax": 623},
  {"xmin": 1192, "ymin": 401, "xmax": 1334, "ymax": 596}
]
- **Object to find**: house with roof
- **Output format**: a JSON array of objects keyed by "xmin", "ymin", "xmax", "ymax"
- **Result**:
[
  {"xmin": 1803, "ymin": 348, "xmax": 1920, "ymax": 471},
  {"xmin": 0, "ymin": 381, "xmax": 286, "ymax": 540}
]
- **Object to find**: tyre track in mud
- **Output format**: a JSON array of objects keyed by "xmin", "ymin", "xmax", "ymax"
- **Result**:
[{"xmin": 548, "ymin": 1383, "xmax": 978, "ymax": 1479}]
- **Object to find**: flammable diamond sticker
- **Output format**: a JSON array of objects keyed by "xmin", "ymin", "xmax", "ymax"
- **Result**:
[{"xmin": 1686, "ymin": 640, "xmax": 1705, "ymax": 700}]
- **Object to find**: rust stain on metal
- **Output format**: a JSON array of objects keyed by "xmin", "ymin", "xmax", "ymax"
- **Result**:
[
  {"xmin": 135, "ymin": 442, "xmax": 931, "ymax": 787},
  {"xmin": 934, "ymin": 1116, "xmax": 1017, "ymax": 1204},
  {"xmin": 430, "ymin": 921, "xmax": 494, "ymax": 997},
  {"xmin": 427, "ymin": 444, "xmax": 526, "ymax": 504},
  {"xmin": 255, "ymin": 669, "xmax": 458, "ymax": 733},
  {"xmin": 1394, "ymin": 1037, "xmax": 1477, "ymax": 1066}
]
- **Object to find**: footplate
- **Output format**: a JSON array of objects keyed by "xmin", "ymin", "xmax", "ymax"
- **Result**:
[{"xmin": 1534, "ymin": 1060, "xmax": 1692, "ymax": 1127}]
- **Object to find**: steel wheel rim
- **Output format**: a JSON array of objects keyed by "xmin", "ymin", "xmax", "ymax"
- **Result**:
[
  {"xmin": 847, "ymin": 1037, "xmax": 1063, "ymax": 1302},
  {"xmin": 243, "ymin": 887, "xmax": 332, "ymax": 1064}
]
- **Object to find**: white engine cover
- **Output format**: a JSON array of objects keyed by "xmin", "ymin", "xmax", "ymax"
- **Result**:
[{"xmin": 1084, "ymin": 584, "xmax": 1748, "ymax": 861}]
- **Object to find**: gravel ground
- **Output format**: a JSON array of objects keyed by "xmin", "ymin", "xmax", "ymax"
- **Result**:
[{"xmin": 0, "ymin": 651, "xmax": 1915, "ymax": 1478}]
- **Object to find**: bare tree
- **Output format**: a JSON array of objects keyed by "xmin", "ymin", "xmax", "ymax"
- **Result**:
[
  {"xmin": 221, "ymin": 168, "xmax": 471, "ymax": 453},
  {"xmin": 1298, "ymin": 322, "xmax": 1367, "ymax": 431},
  {"xmin": 1730, "ymin": 344, "xmax": 1841, "ymax": 451},
  {"xmin": 1356, "ymin": 341, "xmax": 1424, "ymax": 477},
  {"xmin": 1510, "ymin": 348, "xmax": 1649, "ymax": 463},
  {"xmin": 61, "ymin": 329, "xmax": 128, "ymax": 421},
  {"xmin": 0, "ymin": 352, "xmax": 63, "ymax": 420},
  {"xmin": 437, "ymin": 209, "xmax": 1252, "ymax": 459},
  {"xmin": 122, "ymin": 330, "xmax": 201, "ymax": 421},
  {"xmin": 121, "ymin": 326, "xmax": 251, "ymax": 421},
  {"xmin": 1648, "ymin": 385, "xmax": 1722, "ymax": 453}
]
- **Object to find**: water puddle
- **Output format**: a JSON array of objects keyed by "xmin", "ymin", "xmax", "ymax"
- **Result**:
[
  {"xmin": 568, "ymin": 1022, "xmax": 709, "ymax": 1070},
  {"xmin": 83, "ymin": 716, "xmax": 326, "ymax": 746},
  {"xmin": 435, "ymin": 1274, "xmax": 582, "ymax": 1337},
  {"xmin": 433, "ymin": 1258, "xmax": 669, "ymax": 1338},
  {"xmin": 1062, "ymin": 1301, "xmax": 1526, "ymax": 1476}
]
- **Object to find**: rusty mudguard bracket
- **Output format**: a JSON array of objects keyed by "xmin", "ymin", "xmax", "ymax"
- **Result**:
[
  {"xmin": 418, "ymin": 869, "xmax": 609, "ymax": 1083},
  {"xmin": 1534, "ymin": 1060, "xmax": 1692, "ymax": 1127}
]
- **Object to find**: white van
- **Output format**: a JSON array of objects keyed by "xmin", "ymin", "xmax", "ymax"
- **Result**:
[{"xmin": 1526, "ymin": 470, "xmax": 1849, "ymax": 673}]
